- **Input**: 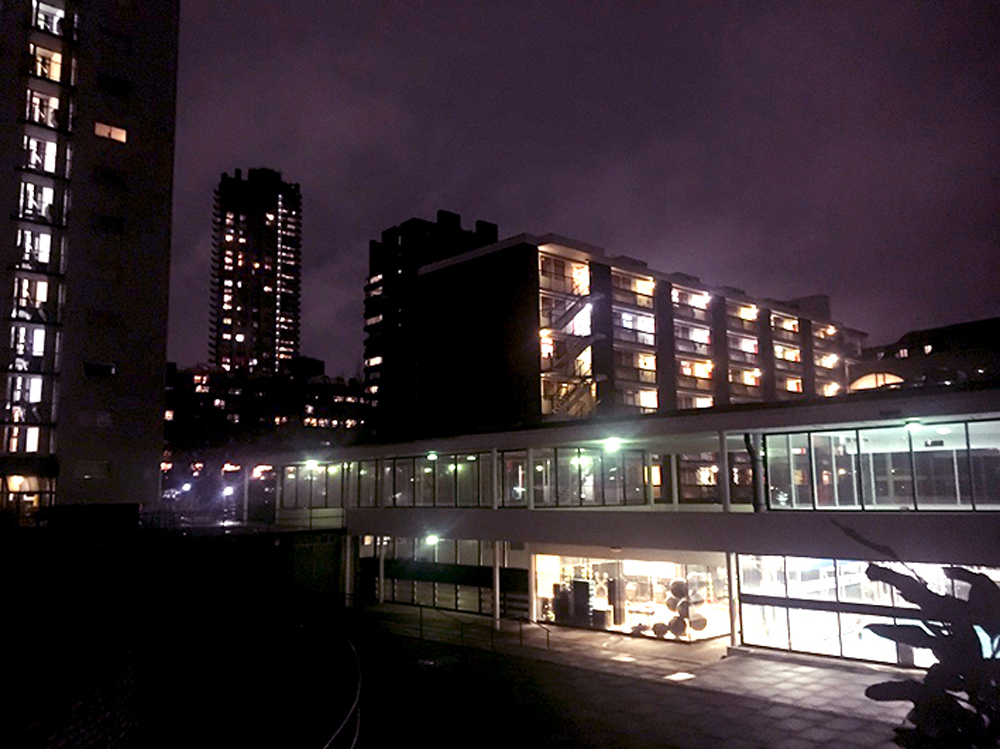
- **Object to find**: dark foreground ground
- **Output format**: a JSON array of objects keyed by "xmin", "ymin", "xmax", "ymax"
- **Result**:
[
  {"xmin": 1, "ymin": 527, "xmax": 909, "ymax": 748},
  {"xmin": 354, "ymin": 611, "xmax": 907, "ymax": 749}
]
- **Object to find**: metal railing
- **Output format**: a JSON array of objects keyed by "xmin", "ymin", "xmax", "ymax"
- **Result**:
[{"xmin": 320, "ymin": 639, "xmax": 362, "ymax": 749}]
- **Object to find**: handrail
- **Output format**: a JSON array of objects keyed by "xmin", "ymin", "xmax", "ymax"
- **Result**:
[
  {"xmin": 321, "ymin": 638, "xmax": 361, "ymax": 749},
  {"xmin": 418, "ymin": 605, "xmax": 474, "ymax": 647},
  {"xmin": 518, "ymin": 616, "xmax": 551, "ymax": 650}
]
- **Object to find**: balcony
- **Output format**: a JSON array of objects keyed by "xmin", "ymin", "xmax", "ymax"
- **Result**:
[
  {"xmin": 615, "ymin": 367, "xmax": 656, "ymax": 384},
  {"xmin": 611, "ymin": 287, "xmax": 653, "ymax": 309},
  {"xmin": 772, "ymin": 327, "xmax": 800, "ymax": 344},
  {"xmin": 11, "ymin": 298, "xmax": 60, "ymax": 325},
  {"xmin": 676, "ymin": 375, "xmax": 713, "ymax": 392},
  {"xmin": 729, "ymin": 382, "xmax": 762, "ymax": 399},
  {"xmin": 774, "ymin": 358, "xmax": 803, "ymax": 373},
  {"xmin": 726, "ymin": 316, "xmax": 757, "ymax": 334},
  {"xmin": 675, "ymin": 338, "xmax": 711, "ymax": 357},
  {"xmin": 539, "ymin": 272, "xmax": 588, "ymax": 297},
  {"xmin": 613, "ymin": 327, "xmax": 654, "ymax": 346},
  {"xmin": 673, "ymin": 303, "xmax": 710, "ymax": 323},
  {"xmin": 727, "ymin": 349, "xmax": 758, "ymax": 365},
  {"xmin": 4, "ymin": 401, "xmax": 55, "ymax": 425}
]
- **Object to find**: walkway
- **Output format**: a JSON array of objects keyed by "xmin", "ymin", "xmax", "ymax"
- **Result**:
[{"xmin": 356, "ymin": 603, "xmax": 916, "ymax": 748}]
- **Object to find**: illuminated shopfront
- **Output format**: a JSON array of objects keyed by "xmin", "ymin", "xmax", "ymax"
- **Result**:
[{"xmin": 534, "ymin": 553, "xmax": 730, "ymax": 641}]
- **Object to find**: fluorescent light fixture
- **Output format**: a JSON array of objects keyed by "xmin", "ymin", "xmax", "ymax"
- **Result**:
[
  {"xmin": 426, "ymin": 534, "xmax": 440, "ymax": 545},
  {"xmin": 603, "ymin": 438, "xmax": 623, "ymax": 452}
]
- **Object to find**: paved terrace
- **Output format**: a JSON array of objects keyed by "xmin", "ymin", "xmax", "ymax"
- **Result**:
[{"xmin": 357, "ymin": 603, "xmax": 916, "ymax": 748}]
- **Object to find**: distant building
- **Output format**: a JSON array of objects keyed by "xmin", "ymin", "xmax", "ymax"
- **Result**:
[
  {"xmin": 363, "ymin": 211, "xmax": 865, "ymax": 440},
  {"xmin": 363, "ymin": 210, "xmax": 498, "ymax": 433},
  {"xmin": 0, "ymin": 0, "xmax": 179, "ymax": 514},
  {"xmin": 849, "ymin": 317, "xmax": 1000, "ymax": 391},
  {"xmin": 209, "ymin": 168, "xmax": 302, "ymax": 374},
  {"xmin": 164, "ymin": 359, "xmax": 366, "ymax": 453}
]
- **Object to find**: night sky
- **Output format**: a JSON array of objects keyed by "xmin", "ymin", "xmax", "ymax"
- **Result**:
[{"xmin": 168, "ymin": 1, "xmax": 1000, "ymax": 377}]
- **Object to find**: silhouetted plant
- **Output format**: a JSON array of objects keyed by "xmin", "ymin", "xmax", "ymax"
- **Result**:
[{"xmin": 863, "ymin": 562, "xmax": 1000, "ymax": 748}]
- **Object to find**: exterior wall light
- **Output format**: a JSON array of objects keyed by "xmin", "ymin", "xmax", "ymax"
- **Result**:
[
  {"xmin": 222, "ymin": 486, "xmax": 235, "ymax": 497},
  {"xmin": 603, "ymin": 438, "xmax": 623, "ymax": 452},
  {"xmin": 427, "ymin": 452, "xmax": 438, "ymax": 461},
  {"xmin": 305, "ymin": 459, "xmax": 319, "ymax": 470},
  {"xmin": 426, "ymin": 534, "xmax": 440, "ymax": 545}
]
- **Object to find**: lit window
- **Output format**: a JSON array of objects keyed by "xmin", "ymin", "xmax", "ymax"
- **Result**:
[
  {"xmin": 28, "ymin": 378, "xmax": 43, "ymax": 403},
  {"xmin": 738, "ymin": 305, "xmax": 758, "ymax": 321},
  {"xmin": 638, "ymin": 390, "xmax": 658, "ymax": 409},
  {"xmin": 369, "ymin": 274, "xmax": 383, "ymax": 284},
  {"xmin": 94, "ymin": 122, "xmax": 127, "ymax": 143},
  {"xmin": 235, "ymin": 333, "xmax": 245, "ymax": 342},
  {"xmin": 786, "ymin": 378, "xmax": 803, "ymax": 393},
  {"xmin": 822, "ymin": 382, "xmax": 841, "ymax": 397},
  {"xmin": 923, "ymin": 344, "xmax": 933, "ymax": 355},
  {"xmin": 742, "ymin": 369, "xmax": 761, "ymax": 386},
  {"xmin": 690, "ymin": 327, "xmax": 711, "ymax": 344},
  {"xmin": 365, "ymin": 315, "xmax": 383, "ymax": 326},
  {"xmin": 164, "ymin": 410, "xmax": 174, "ymax": 421},
  {"xmin": 775, "ymin": 344, "xmax": 801, "ymax": 363},
  {"xmin": 694, "ymin": 396, "xmax": 713, "ymax": 409},
  {"xmin": 25, "ymin": 427, "xmax": 40, "ymax": 453},
  {"xmin": 818, "ymin": 353, "xmax": 839, "ymax": 369},
  {"xmin": 637, "ymin": 353, "xmax": 656, "ymax": 370},
  {"xmin": 365, "ymin": 356, "xmax": 383, "ymax": 367},
  {"xmin": 31, "ymin": 328, "xmax": 45, "ymax": 356},
  {"xmin": 214, "ymin": 399, "xmax": 225, "ymax": 408},
  {"xmin": 31, "ymin": 45, "xmax": 62, "ymax": 81}
]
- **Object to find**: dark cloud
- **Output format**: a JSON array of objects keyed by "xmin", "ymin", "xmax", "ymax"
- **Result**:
[{"xmin": 169, "ymin": 1, "xmax": 1000, "ymax": 375}]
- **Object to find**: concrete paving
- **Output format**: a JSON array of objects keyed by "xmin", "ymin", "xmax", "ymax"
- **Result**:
[{"xmin": 357, "ymin": 603, "xmax": 917, "ymax": 748}]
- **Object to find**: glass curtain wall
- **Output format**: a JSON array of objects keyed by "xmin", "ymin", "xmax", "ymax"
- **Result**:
[
  {"xmin": 739, "ymin": 554, "xmax": 1000, "ymax": 665},
  {"xmin": 765, "ymin": 419, "xmax": 1000, "ymax": 510}
]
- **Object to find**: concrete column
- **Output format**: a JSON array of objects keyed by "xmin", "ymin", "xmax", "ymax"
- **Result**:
[
  {"xmin": 491, "ymin": 448, "xmax": 500, "ymax": 509},
  {"xmin": 377, "ymin": 536, "xmax": 385, "ymax": 603},
  {"xmin": 718, "ymin": 431, "xmax": 731, "ymax": 511},
  {"xmin": 241, "ymin": 468, "xmax": 250, "ymax": 524},
  {"xmin": 726, "ymin": 551, "xmax": 739, "ymax": 648},
  {"xmin": 528, "ymin": 546, "xmax": 537, "ymax": 622},
  {"xmin": 343, "ymin": 534, "xmax": 354, "ymax": 604},
  {"xmin": 526, "ymin": 448, "xmax": 535, "ymax": 509},
  {"xmin": 646, "ymin": 453, "xmax": 655, "ymax": 506},
  {"xmin": 750, "ymin": 434, "xmax": 766, "ymax": 512},
  {"xmin": 493, "ymin": 540, "xmax": 501, "ymax": 631},
  {"xmin": 670, "ymin": 454, "xmax": 680, "ymax": 508}
]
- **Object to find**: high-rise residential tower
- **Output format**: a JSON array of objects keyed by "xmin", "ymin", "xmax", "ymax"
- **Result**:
[
  {"xmin": 0, "ymin": 0, "xmax": 178, "ymax": 512},
  {"xmin": 209, "ymin": 168, "xmax": 302, "ymax": 374}
]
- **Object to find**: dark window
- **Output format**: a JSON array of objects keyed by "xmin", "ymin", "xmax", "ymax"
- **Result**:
[
  {"xmin": 84, "ymin": 362, "xmax": 116, "ymax": 378},
  {"xmin": 91, "ymin": 213, "xmax": 125, "ymax": 234},
  {"xmin": 96, "ymin": 73, "xmax": 132, "ymax": 97}
]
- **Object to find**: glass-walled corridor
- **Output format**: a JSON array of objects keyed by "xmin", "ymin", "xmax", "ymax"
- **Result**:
[{"xmin": 765, "ymin": 419, "xmax": 1000, "ymax": 510}]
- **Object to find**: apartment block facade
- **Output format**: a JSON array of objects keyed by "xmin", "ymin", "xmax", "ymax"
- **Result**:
[
  {"xmin": 209, "ymin": 168, "xmax": 302, "ymax": 374},
  {"xmin": 0, "ymin": 0, "xmax": 178, "ymax": 512},
  {"xmin": 364, "ymin": 213, "xmax": 865, "ymax": 440}
]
